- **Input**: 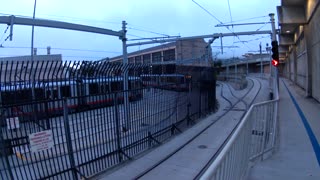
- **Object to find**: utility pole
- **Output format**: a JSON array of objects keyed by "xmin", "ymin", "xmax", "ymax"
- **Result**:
[
  {"xmin": 260, "ymin": 42, "xmax": 263, "ymax": 78},
  {"xmin": 31, "ymin": 0, "xmax": 36, "ymax": 60},
  {"xmin": 266, "ymin": 43, "xmax": 271, "ymax": 75},
  {"xmin": 31, "ymin": 0, "xmax": 37, "ymax": 120},
  {"xmin": 246, "ymin": 58, "xmax": 248, "ymax": 75},
  {"xmin": 121, "ymin": 21, "xmax": 130, "ymax": 131}
]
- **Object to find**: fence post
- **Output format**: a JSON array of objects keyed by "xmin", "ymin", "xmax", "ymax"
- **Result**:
[
  {"xmin": 44, "ymin": 98, "xmax": 50, "ymax": 130},
  {"xmin": 63, "ymin": 98, "xmax": 78, "ymax": 180},
  {"xmin": 0, "ymin": 109, "xmax": 14, "ymax": 180},
  {"xmin": 199, "ymin": 82, "xmax": 202, "ymax": 118},
  {"xmin": 113, "ymin": 93, "xmax": 122, "ymax": 162}
]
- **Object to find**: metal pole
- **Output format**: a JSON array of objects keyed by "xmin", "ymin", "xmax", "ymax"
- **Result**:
[
  {"xmin": 269, "ymin": 13, "xmax": 278, "ymax": 87},
  {"xmin": 30, "ymin": 1, "xmax": 36, "ymax": 99},
  {"xmin": 63, "ymin": 98, "xmax": 77, "ymax": 180},
  {"xmin": 121, "ymin": 21, "xmax": 130, "ymax": 131},
  {"xmin": 220, "ymin": 34, "xmax": 223, "ymax": 54},
  {"xmin": 260, "ymin": 42, "xmax": 263, "ymax": 78},
  {"xmin": 235, "ymin": 63, "xmax": 237, "ymax": 74},
  {"xmin": 247, "ymin": 59, "xmax": 249, "ymax": 75},
  {"xmin": 31, "ymin": 0, "xmax": 36, "ymax": 61},
  {"xmin": 227, "ymin": 65, "xmax": 229, "ymax": 79},
  {"xmin": 113, "ymin": 93, "xmax": 123, "ymax": 162}
]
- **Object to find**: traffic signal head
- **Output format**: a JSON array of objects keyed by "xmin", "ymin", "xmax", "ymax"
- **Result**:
[
  {"xmin": 271, "ymin": 59, "xmax": 279, "ymax": 66},
  {"xmin": 271, "ymin": 40, "xmax": 279, "ymax": 67}
]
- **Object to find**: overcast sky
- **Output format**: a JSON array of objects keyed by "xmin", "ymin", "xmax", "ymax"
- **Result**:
[{"xmin": 0, "ymin": 0, "xmax": 280, "ymax": 61}]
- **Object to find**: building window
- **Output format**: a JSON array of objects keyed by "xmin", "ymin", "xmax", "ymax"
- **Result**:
[
  {"xmin": 163, "ymin": 49, "xmax": 175, "ymax": 61},
  {"xmin": 135, "ymin": 56, "xmax": 142, "ymax": 64},
  {"xmin": 129, "ymin": 57, "xmax": 135, "ymax": 64},
  {"xmin": 152, "ymin": 52, "xmax": 161, "ymax": 63},
  {"xmin": 143, "ymin": 54, "xmax": 151, "ymax": 64}
]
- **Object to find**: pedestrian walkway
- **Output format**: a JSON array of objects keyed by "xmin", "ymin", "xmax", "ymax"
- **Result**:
[{"xmin": 247, "ymin": 78, "xmax": 320, "ymax": 180}]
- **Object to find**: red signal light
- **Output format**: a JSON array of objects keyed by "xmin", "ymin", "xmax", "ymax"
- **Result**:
[{"xmin": 271, "ymin": 59, "xmax": 279, "ymax": 67}]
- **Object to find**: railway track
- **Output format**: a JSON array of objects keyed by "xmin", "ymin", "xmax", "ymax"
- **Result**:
[{"xmin": 133, "ymin": 77, "xmax": 262, "ymax": 180}]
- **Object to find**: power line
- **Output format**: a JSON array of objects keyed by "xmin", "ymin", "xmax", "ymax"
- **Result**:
[
  {"xmin": 191, "ymin": 0, "xmax": 223, "ymax": 24},
  {"xmin": 223, "ymin": 15, "xmax": 268, "ymax": 24},
  {"xmin": 227, "ymin": 0, "xmax": 233, "ymax": 27},
  {"xmin": 127, "ymin": 34, "xmax": 145, "ymax": 39},
  {"xmin": 191, "ymin": 0, "xmax": 253, "ymax": 51},
  {"xmin": 0, "ymin": 25, "xmax": 10, "ymax": 47},
  {"xmin": 256, "ymin": 22, "xmax": 269, "ymax": 31},
  {"xmin": 0, "ymin": 25, "xmax": 10, "ymax": 42},
  {"xmin": 127, "ymin": 27, "xmax": 170, "ymax": 37}
]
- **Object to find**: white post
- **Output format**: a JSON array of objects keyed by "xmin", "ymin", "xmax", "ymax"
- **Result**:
[
  {"xmin": 121, "ymin": 21, "xmax": 130, "ymax": 131},
  {"xmin": 31, "ymin": 0, "xmax": 37, "ymax": 109},
  {"xmin": 31, "ymin": 0, "xmax": 36, "ymax": 61},
  {"xmin": 260, "ymin": 42, "xmax": 263, "ymax": 78}
]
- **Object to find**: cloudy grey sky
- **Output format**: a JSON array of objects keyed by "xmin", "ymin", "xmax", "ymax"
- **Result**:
[{"xmin": 0, "ymin": 0, "xmax": 280, "ymax": 61}]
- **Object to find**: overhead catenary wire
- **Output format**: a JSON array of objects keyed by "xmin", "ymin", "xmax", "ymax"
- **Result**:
[
  {"xmin": 227, "ymin": 0, "xmax": 233, "ymax": 29},
  {"xmin": 191, "ymin": 0, "xmax": 254, "ymax": 51},
  {"xmin": 191, "ymin": 0, "xmax": 224, "ymax": 24},
  {"xmin": 256, "ymin": 22, "xmax": 269, "ymax": 31},
  {"xmin": 127, "ymin": 26, "xmax": 171, "ymax": 37},
  {"xmin": 222, "ymin": 15, "xmax": 268, "ymax": 24},
  {"xmin": 0, "ymin": 25, "xmax": 10, "ymax": 43}
]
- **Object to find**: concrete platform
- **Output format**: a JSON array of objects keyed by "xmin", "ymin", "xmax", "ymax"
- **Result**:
[{"xmin": 247, "ymin": 78, "xmax": 320, "ymax": 180}]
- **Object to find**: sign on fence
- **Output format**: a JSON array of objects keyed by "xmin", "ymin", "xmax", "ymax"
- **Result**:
[
  {"xmin": 29, "ymin": 130, "xmax": 54, "ymax": 152},
  {"xmin": 6, "ymin": 117, "xmax": 20, "ymax": 130}
]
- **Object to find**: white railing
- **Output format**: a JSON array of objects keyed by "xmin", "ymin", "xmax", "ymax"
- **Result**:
[{"xmin": 200, "ymin": 76, "xmax": 279, "ymax": 180}]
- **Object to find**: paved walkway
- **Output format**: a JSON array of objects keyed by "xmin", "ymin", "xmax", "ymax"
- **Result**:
[{"xmin": 247, "ymin": 78, "xmax": 320, "ymax": 180}]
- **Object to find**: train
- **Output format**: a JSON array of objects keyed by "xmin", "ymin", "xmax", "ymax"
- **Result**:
[
  {"xmin": 140, "ymin": 74, "xmax": 191, "ymax": 92},
  {"xmin": 0, "ymin": 76, "xmax": 143, "ymax": 120},
  {"xmin": 1, "ymin": 73, "xmax": 191, "ymax": 122}
]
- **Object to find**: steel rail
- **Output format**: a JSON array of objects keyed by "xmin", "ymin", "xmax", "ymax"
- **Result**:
[{"xmin": 134, "ymin": 77, "xmax": 261, "ymax": 179}]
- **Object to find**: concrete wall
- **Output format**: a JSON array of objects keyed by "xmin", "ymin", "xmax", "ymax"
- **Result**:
[
  {"xmin": 282, "ymin": 1, "xmax": 319, "ymax": 100},
  {"xmin": 289, "ymin": 49, "xmax": 295, "ymax": 82},
  {"xmin": 305, "ymin": 2, "xmax": 320, "ymax": 102},
  {"xmin": 176, "ymin": 39, "xmax": 209, "ymax": 61},
  {"xmin": 296, "ymin": 33, "xmax": 307, "ymax": 89}
]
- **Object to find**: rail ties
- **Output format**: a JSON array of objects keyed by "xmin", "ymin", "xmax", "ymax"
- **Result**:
[{"xmin": 134, "ymin": 77, "xmax": 263, "ymax": 179}]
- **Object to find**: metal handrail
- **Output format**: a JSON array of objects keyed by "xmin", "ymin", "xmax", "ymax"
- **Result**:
[{"xmin": 200, "ymin": 76, "xmax": 279, "ymax": 180}]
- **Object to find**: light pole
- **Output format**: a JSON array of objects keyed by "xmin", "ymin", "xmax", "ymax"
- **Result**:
[
  {"xmin": 31, "ymin": 0, "xmax": 37, "ymax": 60},
  {"xmin": 260, "ymin": 42, "xmax": 263, "ymax": 78},
  {"xmin": 266, "ymin": 43, "xmax": 271, "ymax": 75},
  {"xmin": 31, "ymin": 0, "xmax": 37, "ymax": 122}
]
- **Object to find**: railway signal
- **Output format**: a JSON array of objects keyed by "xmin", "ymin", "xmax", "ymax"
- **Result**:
[{"xmin": 271, "ymin": 40, "xmax": 279, "ymax": 67}]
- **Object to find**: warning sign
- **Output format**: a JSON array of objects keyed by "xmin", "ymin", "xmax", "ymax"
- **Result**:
[
  {"xmin": 6, "ymin": 117, "xmax": 20, "ymax": 130},
  {"xmin": 29, "ymin": 130, "xmax": 54, "ymax": 153}
]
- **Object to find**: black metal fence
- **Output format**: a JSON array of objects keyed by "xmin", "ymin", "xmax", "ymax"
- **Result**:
[{"xmin": 0, "ymin": 60, "xmax": 216, "ymax": 179}]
